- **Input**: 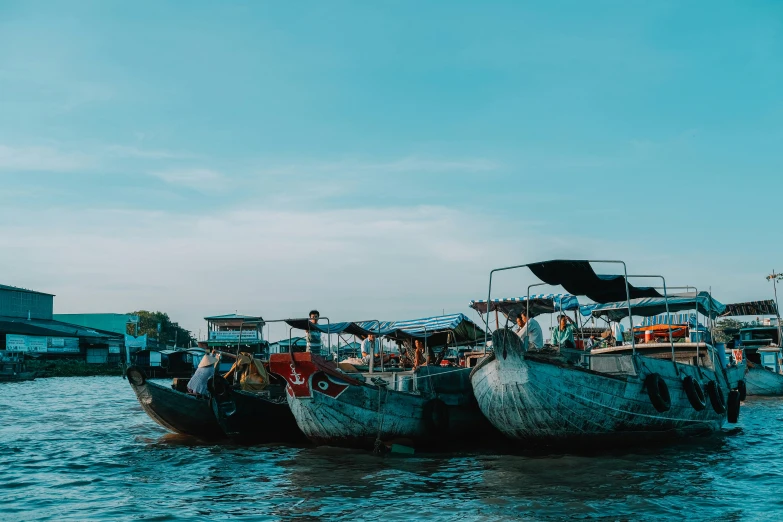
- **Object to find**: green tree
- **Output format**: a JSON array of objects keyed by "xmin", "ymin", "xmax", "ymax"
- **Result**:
[
  {"xmin": 128, "ymin": 310, "xmax": 196, "ymax": 347},
  {"xmin": 713, "ymin": 318, "xmax": 744, "ymax": 344}
]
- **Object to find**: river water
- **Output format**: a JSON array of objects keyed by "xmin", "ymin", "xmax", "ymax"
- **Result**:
[{"xmin": 1, "ymin": 376, "xmax": 781, "ymax": 521}]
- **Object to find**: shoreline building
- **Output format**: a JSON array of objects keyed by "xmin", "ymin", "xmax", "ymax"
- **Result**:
[{"xmin": 0, "ymin": 284, "xmax": 123, "ymax": 364}]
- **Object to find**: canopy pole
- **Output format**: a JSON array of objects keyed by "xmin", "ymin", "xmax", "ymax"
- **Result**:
[
  {"xmin": 621, "ymin": 262, "xmax": 635, "ymax": 357},
  {"xmin": 526, "ymin": 283, "xmax": 546, "ymax": 351}
]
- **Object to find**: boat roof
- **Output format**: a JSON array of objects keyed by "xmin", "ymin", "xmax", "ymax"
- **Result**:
[
  {"xmin": 580, "ymin": 292, "xmax": 726, "ymax": 321},
  {"xmin": 469, "ymin": 294, "xmax": 579, "ymax": 318},
  {"xmin": 284, "ymin": 313, "xmax": 486, "ymax": 346},
  {"xmin": 722, "ymin": 300, "xmax": 778, "ymax": 317},
  {"xmin": 204, "ymin": 313, "xmax": 264, "ymax": 321},
  {"xmin": 524, "ymin": 260, "xmax": 663, "ymax": 304}
]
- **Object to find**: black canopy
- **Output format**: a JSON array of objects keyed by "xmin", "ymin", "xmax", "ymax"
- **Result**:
[
  {"xmin": 722, "ymin": 300, "xmax": 779, "ymax": 317},
  {"xmin": 527, "ymin": 260, "xmax": 663, "ymax": 304}
]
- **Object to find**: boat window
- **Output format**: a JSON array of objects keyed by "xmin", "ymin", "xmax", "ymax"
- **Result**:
[{"xmin": 761, "ymin": 352, "xmax": 777, "ymax": 371}]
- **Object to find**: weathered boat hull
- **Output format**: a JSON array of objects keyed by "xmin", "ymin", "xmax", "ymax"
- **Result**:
[
  {"xmin": 210, "ymin": 380, "xmax": 308, "ymax": 444},
  {"xmin": 126, "ymin": 366, "xmax": 225, "ymax": 441},
  {"xmin": 744, "ymin": 366, "xmax": 783, "ymax": 396},
  {"xmin": 270, "ymin": 352, "xmax": 494, "ymax": 450},
  {"xmin": 470, "ymin": 348, "xmax": 730, "ymax": 446}
]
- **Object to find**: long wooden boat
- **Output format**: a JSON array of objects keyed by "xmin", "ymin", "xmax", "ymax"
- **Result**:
[
  {"xmin": 470, "ymin": 260, "xmax": 743, "ymax": 447},
  {"xmin": 210, "ymin": 374, "xmax": 307, "ymax": 444},
  {"xmin": 126, "ymin": 366, "xmax": 225, "ymax": 441},
  {"xmin": 269, "ymin": 350, "xmax": 493, "ymax": 451}
]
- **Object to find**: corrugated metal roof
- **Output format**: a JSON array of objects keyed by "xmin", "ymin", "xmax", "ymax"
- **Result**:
[
  {"xmin": 0, "ymin": 284, "xmax": 55, "ymax": 297},
  {"xmin": 203, "ymin": 313, "xmax": 264, "ymax": 321}
]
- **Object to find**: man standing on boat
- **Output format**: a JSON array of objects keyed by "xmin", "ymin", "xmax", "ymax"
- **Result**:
[
  {"xmin": 552, "ymin": 314, "xmax": 577, "ymax": 350},
  {"xmin": 515, "ymin": 312, "xmax": 543, "ymax": 351},
  {"xmin": 361, "ymin": 333, "xmax": 380, "ymax": 365},
  {"xmin": 611, "ymin": 320, "xmax": 625, "ymax": 346},
  {"xmin": 306, "ymin": 310, "xmax": 322, "ymax": 357}
]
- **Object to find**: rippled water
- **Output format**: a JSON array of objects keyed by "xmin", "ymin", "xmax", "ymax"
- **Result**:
[{"xmin": 1, "ymin": 377, "xmax": 782, "ymax": 521}]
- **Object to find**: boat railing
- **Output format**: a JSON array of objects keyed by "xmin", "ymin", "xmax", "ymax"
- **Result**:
[{"xmin": 486, "ymin": 260, "xmax": 638, "ymax": 355}]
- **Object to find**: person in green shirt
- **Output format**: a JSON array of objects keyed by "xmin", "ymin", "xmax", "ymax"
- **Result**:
[{"xmin": 551, "ymin": 314, "xmax": 577, "ymax": 349}]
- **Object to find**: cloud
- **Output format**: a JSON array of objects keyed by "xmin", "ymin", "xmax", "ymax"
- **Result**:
[
  {"xmin": 106, "ymin": 145, "xmax": 198, "ymax": 160},
  {"xmin": 0, "ymin": 144, "xmax": 94, "ymax": 172},
  {"xmin": 148, "ymin": 168, "xmax": 224, "ymax": 189},
  {"xmin": 257, "ymin": 156, "xmax": 501, "ymax": 176}
]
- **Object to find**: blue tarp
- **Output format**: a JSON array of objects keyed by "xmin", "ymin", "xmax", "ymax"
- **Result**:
[
  {"xmin": 581, "ymin": 292, "xmax": 726, "ymax": 321},
  {"xmin": 470, "ymin": 294, "xmax": 579, "ymax": 318},
  {"xmin": 284, "ymin": 314, "xmax": 485, "ymax": 346}
]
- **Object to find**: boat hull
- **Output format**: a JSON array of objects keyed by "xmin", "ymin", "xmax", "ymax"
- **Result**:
[
  {"xmin": 126, "ymin": 366, "xmax": 225, "ymax": 441},
  {"xmin": 270, "ymin": 352, "xmax": 493, "ymax": 450},
  {"xmin": 211, "ymin": 383, "xmax": 308, "ymax": 444},
  {"xmin": 745, "ymin": 366, "xmax": 783, "ymax": 396},
  {"xmin": 470, "ymin": 349, "xmax": 729, "ymax": 446}
]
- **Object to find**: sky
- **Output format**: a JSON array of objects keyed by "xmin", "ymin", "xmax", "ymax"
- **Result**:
[{"xmin": 1, "ymin": 1, "xmax": 781, "ymax": 339}]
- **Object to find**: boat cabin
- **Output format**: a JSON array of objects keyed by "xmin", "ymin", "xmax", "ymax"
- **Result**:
[{"xmin": 204, "ymin": 314, "xmax": 268, "ymax": 356}]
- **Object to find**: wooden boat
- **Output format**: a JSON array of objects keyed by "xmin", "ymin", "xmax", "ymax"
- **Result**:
[
  {"xmin": 469, "ymin": 260, "xmax": 743, "ymax": 447},
  {"xmin": 209, "ymin": 353, "xmax": 307, "ymax": 444},
  {"xmin": 126, "ymin": 366, "xmax": 225, "ymax": 441},
  {"xmin": 269, "ymin": 314, "xmax": 496, "ymax": 451}
]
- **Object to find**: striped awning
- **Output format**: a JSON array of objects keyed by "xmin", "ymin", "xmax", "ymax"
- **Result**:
[{"xmin": 469, "ymin": 294, "xmax": 579, "ymax": 318}]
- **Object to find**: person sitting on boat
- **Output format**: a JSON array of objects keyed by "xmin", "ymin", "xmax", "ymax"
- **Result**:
[
  {"xmin": 611, "ymin": 320, "xmax": 625, "ymax": 346},
  {"xmin": 187, "ymin": 349, "xmax": 219, "ymax": 396},
  {"xmin": 515, "ymin": 312, "xmax": 543, "ymax": 351},
  {"xmin": 306, "ymin": 309, "xmax": 322, "ymax": 356},
  {"xmin": 551, "ymin": 314, "xmax": 577, "ymax": 350}
]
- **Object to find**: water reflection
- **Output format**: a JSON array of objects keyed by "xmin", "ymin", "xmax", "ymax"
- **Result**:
[{"xmin": 1, "ymin": 377, "xmax": 783, "ymax": 521}]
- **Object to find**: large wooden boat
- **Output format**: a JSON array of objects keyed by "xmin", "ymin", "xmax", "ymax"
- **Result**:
[
  {"xmin": 126, "ymin": 366, "xmax": 225, "ymax": 441},
  {"xmin": 269, "ymin": 314, "xmax": 496, "ymax": 451},
  {"xmin": 469, "ymin": 260, "xmax": 743, "ymax": 447}
]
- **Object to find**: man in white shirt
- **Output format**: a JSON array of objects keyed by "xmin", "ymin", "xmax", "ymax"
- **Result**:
[
  {"xmin": 515, "ymin": 312, "xmax": 543, "ymax": 351},
  {"xmin": 611, "ymin": 321, "xmax": 625, "ymax": 346}
]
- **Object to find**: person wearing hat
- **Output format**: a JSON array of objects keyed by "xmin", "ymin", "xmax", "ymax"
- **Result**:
[{"xmin": 187, "ymin": 349, "xmax": 219, "ymax": 395}]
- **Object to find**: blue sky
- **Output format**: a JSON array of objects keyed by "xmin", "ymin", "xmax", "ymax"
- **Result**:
[{"xmin": 1, "ymin": 1, "xmax": 781, "ymax": 337}]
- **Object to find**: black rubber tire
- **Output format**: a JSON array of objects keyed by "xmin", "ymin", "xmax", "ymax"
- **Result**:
[
  {"xmin": 126, "ymin": 366, "xmax": 146, "ymax": 387},
  {"xmin": 737, "ymin": 380, "xmax": 747, "ymax": 402},
  {"xmin": 706, "ymin": 380, "xmax": 726, "ymax": 414},
  {"xmin": 682, "ymin": 376, "xmax": 706, "ymax": 411},
  {"xmin": 645, "ymin": 373, "xmax": 671, "ymax": 413},
  {"xmin": 423, "ymin": 399, "xmax": 450, "ymax": 436},
  {"xmin": 727, "ymin": 390, "xmax": 741, "ymax": 423}
]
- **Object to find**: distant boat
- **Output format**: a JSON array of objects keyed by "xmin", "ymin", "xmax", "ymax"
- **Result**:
[
  {"xmin": 469, "ymin": 260, "xmax": 743, "ymax": 447},
  {"xmin": 0, "ymin": 353, "xmax": 36, "ymax": 383},
  {"xmin": 126, "ymin": 366, "xmax": 226, "ymax": 441},
  {"xmin": 737, "ymin": 323, "xmax": 783, "ymax": 396},
  {"xmin": 720, "ymin": 300, "xmax": 783, "ymax": 396}
]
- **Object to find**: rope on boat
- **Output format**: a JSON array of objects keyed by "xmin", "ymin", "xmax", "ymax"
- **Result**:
[{"xmin": 373, "ymin": 383, "xmax": 389, "ymax": 455}]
